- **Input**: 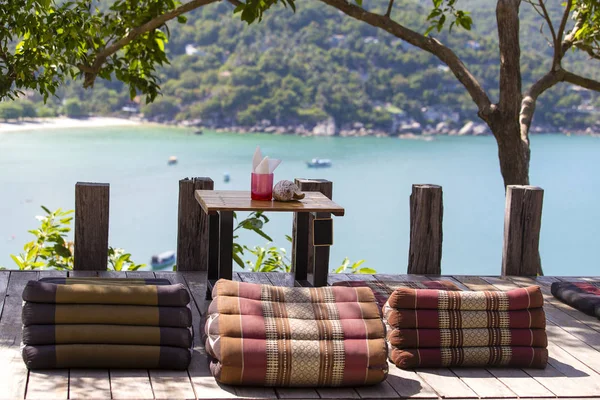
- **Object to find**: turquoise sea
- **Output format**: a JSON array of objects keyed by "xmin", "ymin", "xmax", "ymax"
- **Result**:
[{"xmin": 1, "ymin": 126, "xmax": 599, "ymax": 276}]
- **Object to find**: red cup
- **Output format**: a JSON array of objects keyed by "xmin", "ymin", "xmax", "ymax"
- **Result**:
[{"xmin": 251, "ymin": 173, "xmax": 274, "ymax": 200}]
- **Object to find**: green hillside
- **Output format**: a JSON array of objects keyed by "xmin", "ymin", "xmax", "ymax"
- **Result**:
[{"xmin": 6, "ymin": 0, "xmax": 599, "ymax": 134}]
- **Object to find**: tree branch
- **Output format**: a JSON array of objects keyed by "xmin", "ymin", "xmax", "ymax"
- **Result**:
[
  {"xmin": 561, "ymin": 11, "xmax": 585, "ymax": 52},
  {"xmin": 385, "ymin": 0, "xmax": 395, "ymax": 18},
  {"xmin": 563, "ymin": 70, "xmax": 600, "ymax": 91},
  {"xmin": 497, "ymin": 0, "xmax": 522, "ymax": 117},
  {"xmin": 537, "ymin": 0, "xmax": 556, "ymax": 44},
  {"xmin": 574, "ymin": 42, "xmax": 600, "ymax": 61},
  {"xmin": 556, "ymin": 0, "xmax": 572, "ymax": 46},
  {"xmin": 521, "ymin": 67, "xmax": 600, "ymax": 139},
  {"xmin": 318, "ymin": 0, "xmax": 493, "ymax": 118},
  {"xmin": 79, "ymin": 0, "xmax": 221, "ymax": 87}
]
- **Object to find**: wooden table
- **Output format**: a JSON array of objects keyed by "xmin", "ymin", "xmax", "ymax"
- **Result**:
[{"xmin": 195, "ymin": 190, "xmax": 345, "ymax": 287}]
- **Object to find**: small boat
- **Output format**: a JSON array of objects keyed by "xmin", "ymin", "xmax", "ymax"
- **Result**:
[
  {"xmin": 150, "ymin": 250, "xmax": 176, "ymax": 270},
  {"xmin": 223, "ymin": 172, "xmax": 231, "ymax": 183},
  {"xmin": 168, "ymin": 156, "xmax": 178, "ymax": 165},
  {"xmin": 306, "ymin": 158, "xmax": 332, "ymax": 168},
  {"xmin": 194, "ymin": 129, "xmax": 204, "ymax": 135}
]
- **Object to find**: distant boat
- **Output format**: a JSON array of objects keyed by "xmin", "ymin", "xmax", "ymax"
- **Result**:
[
  {"xmin": 151, "ymin": 250, "xmax": 176, "ymax": 270},
  {"xmin": 223, "ymin": 172, "xmax": 231, "ymax": 183},
  {"xmin": 307, "ymin": 158, "xmax": 332, "ymax": 168},
  {"xmin": 168, "ymin": 156, "xmax": 178, "ymax": 165},
  {"xmin": 194, "ymin": 129, "xmax": 204, "ymax": 135}
]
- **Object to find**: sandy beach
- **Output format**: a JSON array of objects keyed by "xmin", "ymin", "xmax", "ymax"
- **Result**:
[{"xmin": 0, "ymin": 117, "xmax": 141, "ymax": 133}]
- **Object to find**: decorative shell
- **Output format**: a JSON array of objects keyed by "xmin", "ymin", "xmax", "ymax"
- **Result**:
[{"xmin": 273, "ymin": 180, "xmax": 305, "ymax": 201}]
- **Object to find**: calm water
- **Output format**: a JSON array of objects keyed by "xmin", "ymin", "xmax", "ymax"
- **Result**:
[{"xmin": 1, "ymin": 127, "xmax": 599, "ymax": 276}]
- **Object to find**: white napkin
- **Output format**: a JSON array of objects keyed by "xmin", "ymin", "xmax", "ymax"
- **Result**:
[{"xmin": 252, "ymin": 146, "xmax": 280, "ymax": 174}]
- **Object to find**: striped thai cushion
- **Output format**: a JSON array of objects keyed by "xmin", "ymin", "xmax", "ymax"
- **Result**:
[
  {"xmin": 204, "ymin": 279, "xmax": 388, "ymax": 387},
  {"xmin": 387, "ymin": 328, "xmax": 548, "ymax": 348},
  {"xmin": 388, "ymin": 285, "xmax": 544, "ymax": 310},
  {"xmin": 551, "ymin": 281, "xmax": 600, "ymax": 318},
  {"xmin": 332, "ymin": 280, "xmax": 460, "ymax": 308},
  {"xmin": 22, "ymin": 344, "xmax": 191, "ymax": 369},
  {"xmin": 383, "ymin": 307, "xmax": 547, "ymax": 329},
  {"xmin": 22, "ymin": 303, "xmax": 193, "ymax": 327},
  {"xmin": 21, "ymin": 277, "xmax": 193, "ymax": 370},
  {"xmin": 389, "ymin": 346, "xmax": 548, "ymax": 369},
  {"xmin": 22, "ymin": 280, "xmax": 190, "ymax": 306}
]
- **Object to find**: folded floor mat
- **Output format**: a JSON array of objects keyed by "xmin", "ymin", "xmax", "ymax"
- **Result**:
[
  {"xmin": 384, "ymin": 307, "xmax": 546, "ymax": 329},
  {"xmin": 22, "ymin": 281, "xmax": 190, "ymax": 306},
  {"xmin": 205, "ymin": 279, "xmax": 388, "ymax": 387},
  {"xmin": 22, "ymin": 324, "xmax": 193, "ymax": 348},
  {"xmin": 388, "ymin": 285, "xmax": 543, "ymax": 310},
  {"xmin": 22, "ymin": 344, "xmax": 191, "ymax": 369},
  {"xmin": 389, "ymin": 346, "xmax": 548, "ymax": 369},
  {"xmin": 387, "ymin": 328, "xmax": 548, "ymax": 348},
  {"xmin": 22, "ymin": 303, "xmax": 192, "ymax": 327},
  {"xmin": 551, "ymin": 281, "xmax": 600, "ymax": 318}
]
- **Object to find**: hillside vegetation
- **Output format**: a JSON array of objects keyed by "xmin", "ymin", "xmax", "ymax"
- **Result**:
[{"xmin": 4, "ymin": 0, "xmax": 599, "ymax": 135}]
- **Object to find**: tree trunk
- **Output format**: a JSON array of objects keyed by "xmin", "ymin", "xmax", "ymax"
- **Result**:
[{"xmin": 489, "ymin": 115, "xmax": 531, "ymax": 187}]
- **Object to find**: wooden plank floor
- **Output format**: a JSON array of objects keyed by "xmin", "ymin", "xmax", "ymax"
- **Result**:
[{"xmin": 1, "ymin": 271, "xmax": 599, "ymax": 399}]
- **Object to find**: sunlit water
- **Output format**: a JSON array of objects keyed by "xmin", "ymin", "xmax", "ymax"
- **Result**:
[{"xmin": 1, "ymin": 126, "xmax": 599, "ymax": 276}]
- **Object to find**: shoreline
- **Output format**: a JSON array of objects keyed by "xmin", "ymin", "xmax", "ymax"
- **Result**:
[
  {"xmin": 0, "ymin": 117, "xmax": 141, "ymax": 133},
  {"xmin": 1, "ymin": 116, "xmax": 598, "ymax": 137}
]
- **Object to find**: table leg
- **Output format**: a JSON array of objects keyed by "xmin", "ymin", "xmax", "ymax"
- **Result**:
[
  {"xmin": 312, "ymin": 212, "xmax": 332, "ymax": 287},
  {"xmin": 207, "ymin": 213, "xmax": 220, "ymax": 281},
  {"xmin": 218, "ymin": 211, "xmax": 234, "ymax": 280},
  {"xmin": 293, "ymin": 212, "xmax": 310, "ymax": 282}
]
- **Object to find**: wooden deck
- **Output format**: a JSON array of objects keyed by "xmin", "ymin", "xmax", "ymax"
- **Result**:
[{"xmin": 1, "ymin": 270, "xmax": 600, "ymax": 399}]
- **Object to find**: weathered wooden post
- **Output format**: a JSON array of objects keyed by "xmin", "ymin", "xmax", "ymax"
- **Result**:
[
  {"xmin": 502, "ymin": 185, "xmax": 544, "ymax": 276},
  {"xmin": 292, "ymin": 179, "xmax": 333, "ymax": 287},
  {"xmin": 74, "ymin": 182, "xmax": 109, "ymax": 271},
  {"xmin": 177, "ymin": 177, "xmax": 214, "ymax": 271},
  {"xmin": 408, "ymin": 184, "xmax": 443, "ymax": 274}
]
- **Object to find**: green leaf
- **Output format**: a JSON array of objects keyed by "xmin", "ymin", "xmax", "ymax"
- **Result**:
[
  {"xmin": 11, "ymin": 254, "xmax": 24, "ymax": 269},
  {"xmin": 252, "ymin": 228, "xmax": 273, "ymax": 242},
  {"xmin": 355, "ymin": 0, "xmax": 362, "ymax": 5},
  {"xmin": 155, "ymin": 37, "xmax": 165, "ymax": 52},
  {"xmin": 350, "ymin": 259, "xmax": 366, "ymax": 270},
  {"xmin": 233, "ymin": 253, "xmax": 245, "ymax": 268},
  {"xmin": 176, "ymin": 15, "xmax": 187, "ymax": 24},
  {"xmin": 356, "ymin": 267, "xmax": 377, "ymax": 274}
]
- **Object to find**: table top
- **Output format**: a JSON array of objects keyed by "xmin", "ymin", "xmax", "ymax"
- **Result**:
[{"xmin": 195, "ymin": 190, "xmax": 345, "ymax": 216}]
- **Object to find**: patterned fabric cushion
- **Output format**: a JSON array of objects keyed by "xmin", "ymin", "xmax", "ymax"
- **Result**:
[
  {"xmin": 23, "ymin": 325, "xmax": 193, "ymax": 348},
  {"xmin": 551, "ymin": 281, "xmax": 600, "ymax": 318},
  {"xmin": 389, "ymin": 346, "xmax": 548, "ymax": 369},
  {"xmin": 23, "ymin": 280, "xmax": 190, "ymax": 306},
  {"xmin": 21, "ymin": 278, "xmax": 193, "ymax": 370},
  {"xmin": 388, "ymin": 285, "xmax": 543, "ymax": 310},
  {"xmin": 22, "ymin": 344, "xmax": 192, "ymax": 369},
  {"xmin": 332, "ymin": 280, "xmax": 460, "ymax": 308},
  {"xmin": 22, "ymin": 303, "xmax": 193, "ymax": 327},
  {"xmin": 204, "ymin": 279, "xmax": 388, "ymax": 387},
  {"xmin": 387, "ymin": 328, "xmax": 548, "ymax": 348},
  {"xmin": 385, "ymin": 285, "xmax": 548, "ymax": 370},
  {"xmin": 383, "ymin": 307, "xmax": 547, "ymax": 329}
]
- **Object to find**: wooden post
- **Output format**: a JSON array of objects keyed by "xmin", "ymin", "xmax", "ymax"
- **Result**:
[
  {"xmin": 502, "ymin": 185, "xmax": 544, "ymax": 276},
  {"xmin": 177, "ymin": 177, "xmax": 214, "ymax": 271},
  {"xmin": 408, "ymin": 184, "xmax": 443, "ymax": 275},
  {"xmin": 74, "ymin": 182, "xmax": 109, "ymax": 271},
  {"xmin": 218, "ymin": 211, "xmax": 234, "ymax": 281},
  {"xmin": 292, "ymin": 179, "xmax": 333, "ymax": 287}
]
